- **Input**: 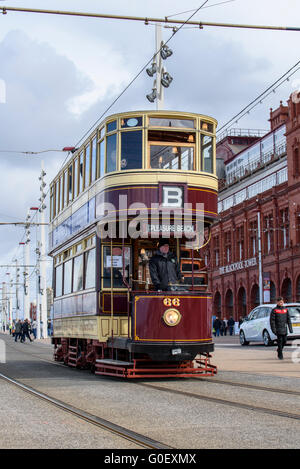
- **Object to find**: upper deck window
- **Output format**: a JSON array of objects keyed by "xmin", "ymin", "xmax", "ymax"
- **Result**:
[
  {"xmin": 201, "ymin": 121, "xmax": 214, "ymax": 133},
  {"xmin": 107, "ymin": 120, "xmax": 117, "ymax": 133},
  {"xmin": 149, "ymin": 117, "xmax": 195, "ymax": 129},
  {"xmin": 106, "ymin": 133, "xmax": 117, "ymax": 173},
  {"xmin": 121, "ymin": 130, "xmax": 143, "ymax": 170},
  {"xmin": 202, "ymin": 135, "xmax": 213, "ymax": 173},
  {"xmin": 150, "ymin": 144, "xmax": 194, "ymax": 170},
  {"xmin": 121, "ymin": 117, "xmax": 142, "ymax": 128}
]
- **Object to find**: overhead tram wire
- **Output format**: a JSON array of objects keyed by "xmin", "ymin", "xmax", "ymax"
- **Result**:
[{"xmin": 217, "ymin": 57, "xmax": 300, "ymax": 135}]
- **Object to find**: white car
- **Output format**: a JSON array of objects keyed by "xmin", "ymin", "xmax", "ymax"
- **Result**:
[{"xmin": 239, "ymin": 303, "xmax": 300, "ymax": 346}]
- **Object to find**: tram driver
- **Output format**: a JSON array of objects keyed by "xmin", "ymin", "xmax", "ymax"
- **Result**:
[{"xmin": 149, "ymin": 238, "xmax": 183, "ymax": 292}]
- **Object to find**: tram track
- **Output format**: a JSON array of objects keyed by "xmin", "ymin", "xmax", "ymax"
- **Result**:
[
  {"xmin": 139, "ymin": 383, "xmax": 300, "ymax": 421},
  {"xmin": 4, "ymin": 339, "xmax": 300, "ymax": 424},
  {"xmin": 0, "ymin": 371, "xmax": 172, "ymax": 450}
]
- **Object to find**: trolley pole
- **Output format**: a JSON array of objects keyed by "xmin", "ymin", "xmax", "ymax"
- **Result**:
[{"xmin": 39, "ymin": 161, "xmax": 48, "ymax": 338}]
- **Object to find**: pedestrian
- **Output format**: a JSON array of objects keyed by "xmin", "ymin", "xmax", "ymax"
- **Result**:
[
  {"xmin": 228, "ymin": 316, "xmax": 235, "ymax": 336},
  {"xmin": 270, "ymin": 297, "xmax": 293, "ymax": 360},
  {"xmin": 31, "ymin": 319, "xmax": 37, "ymax": 340},
  {"xmin": 14, "ymin": 320, "xmax": 22, "ymax": 342},
  {"xmin": 223, "ymin": 317, "xmax": 228, "ymax": 336},
  {"xmin": 21, "ymin": 319, "xmax": 33, "ymax": 343},
  {"xmin": 213, "ymin": 317, "xmax": 222, "ymax": 337}
]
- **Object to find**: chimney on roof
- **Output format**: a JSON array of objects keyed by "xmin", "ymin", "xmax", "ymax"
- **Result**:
[{"xmin": 269, "ymin": 100, "xmax": 289, "ymax": 131}]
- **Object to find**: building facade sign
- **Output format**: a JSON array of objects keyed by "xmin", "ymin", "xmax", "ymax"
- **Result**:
[{"xmin": 219, "ymin": 257, "xmax": 257, "ymax": 275}]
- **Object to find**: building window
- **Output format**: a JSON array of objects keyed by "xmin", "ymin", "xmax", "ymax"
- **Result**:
[
  {"xmin": 213, "ymin": 236, "xmax": 220, "ymax": 267},
  {"xmin": 296, "ymin": 211, "xmax": 300, "ymax": 245},
  {"xmin": 293, "ymin": 147, "xmax": 300, "ymax": 176},
  {"xmin": 224, "ymin": 231, "xmax": 232, "ymax": 264},
  {"xmin": 236, "ymin": 226, "xmax": 244, "ymax": 261},
  {"xmin": 263, "ymin": 214, "xmax": 274, "ymax": 254},
  {"xmin": 279, "ymin": 208, "xmax": 289, "ymax": 249},
  {"xmin": 249, "ymin": 220, "xmax": 257, "ymax": 257}
]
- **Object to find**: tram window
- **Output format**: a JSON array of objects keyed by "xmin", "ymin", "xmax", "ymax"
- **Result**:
[
  {"xmin": 74, "ymin": 157, "xmax": 78, "ymax": 197},
  {"xmin": 73, "ymin": 255, "xmax": 83, "ymax": 292},
  {"xmin": 55, "ymin": 264, "xmax": 63, "ymax": 297},
  {"xmin": 91, "ymin": 137, "xmax": 97, "ymax": 182},
  {"xmin": 106, "ymin": 134, "xmax": 117, "ymax": 173},
  {"xmin": 79, "ymin": 152, "xmax": 84, "ymax": 194},
  {"xmin": 149, "ymin": 117, "xmax": 195, "ymax": 129},
  {"xmin": 202, "ymin": 135, "xmax": 213, "ymax": 173},
  {"xmin": 85, "ymin": 144, "xmax": 91, "ymax": 188},
  {"xmin": 121, "ymin": 131, "xmax": 143, "ymax": 170},
  {"xmin": 85, "ymin": 248, "xmax": 96, "ymax": 289},
  {"xmin": 121, "ymin": 117, "xmax": 142, "ymax": 128},
  {"xmin": 63, "ymin": 259, "xmax": 72, "ymax": 295},
  {"xmin": 99, "ymin": 140, "xmax": 105, "ymax": 178},
  {"xmin": 150, "ymin": 144, "xmax": 194, "ymax": 170},
  {"xmin": 64, "ymin": 169, "xmax": 68, "ymax": 208},
  {"xmin": 99, "ymin": 126, "xmax": 105, "ymax": 140},
  {"xmin": 68, "ymin": 165, "xmax": 73, "ymax": 203},
  {"xmin": 107, "ymin": 120, "xmax": 117, "ymax": 133},
  {"xmin": 201, "ymin": 122, "xmax": 214, "ymax": 133},
  {"xmin": 55, "ymin": 181, "xmax": 59, "ymax": 217},
  {"xmin": 60, "ymin": 174, "xmax": 64, "ymax": 211},
  {"xmin": 102, "ymin": 246, "xmax": 131, "ymax": 289}
]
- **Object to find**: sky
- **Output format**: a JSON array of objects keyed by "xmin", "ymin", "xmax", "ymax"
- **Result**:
[{"xmin": 0, "ymin": 0, "xmax": 300, "ymax": 313}]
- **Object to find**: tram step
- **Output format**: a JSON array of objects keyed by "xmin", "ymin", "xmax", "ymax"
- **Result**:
[{"xmin": 96, "ymin": 359, "xmax": 133, "ymax": 366}]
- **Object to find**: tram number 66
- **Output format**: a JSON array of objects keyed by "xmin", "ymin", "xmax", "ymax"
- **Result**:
[{"xmin": 163, "ymin": 297, "xmax": 180, "ymax": 307}]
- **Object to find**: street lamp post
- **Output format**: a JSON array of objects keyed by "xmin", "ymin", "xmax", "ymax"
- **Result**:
[{"xmin": 257, "ymin": 211, "xmax": 263, "ymax": 305}]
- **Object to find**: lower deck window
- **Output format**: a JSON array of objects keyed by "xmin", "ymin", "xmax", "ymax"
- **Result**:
[{"xmin": 102, "ymin": 246, "xmax": 131, "ymax": 288}]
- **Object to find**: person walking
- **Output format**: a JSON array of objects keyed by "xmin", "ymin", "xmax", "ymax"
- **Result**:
[
  {"xmin": 228, "ymin": 316, "xmax": 235, "ymax": 336},
  {"xmin": 14, "ymin": 320, "xmax": 22, "ymax": 342},
  {"xmin": 223, "ymin": 318, "xmax": 228, "ymax": 336},
  {"xmin": 21, "ymin": 319, "xmax": 33, "ymax": 343},
  {"xmin": 213, "ymin": 317, "xmax": 222, "ymax": 337},
  {"xmin": 31, "ymin": 320, "xmax": 37, "ymax": 340},
  {"xmin": 270, "ymin": 297, "xmax": 293, "ymax": 360}
]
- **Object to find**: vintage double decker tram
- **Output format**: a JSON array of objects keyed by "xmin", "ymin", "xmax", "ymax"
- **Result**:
[{"xmin": 49, "ymin": 110, "xmax": 218, "ymax": 378}]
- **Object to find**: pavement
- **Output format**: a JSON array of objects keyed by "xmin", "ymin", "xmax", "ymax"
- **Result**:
[{"xmin": 212, "ymin": 334, "xmax": 300, "ymax": 378}]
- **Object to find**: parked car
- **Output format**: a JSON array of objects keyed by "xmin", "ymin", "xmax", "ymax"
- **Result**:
[{"xmin": 239, "ymin": 303, "xmax": 300, "ymax": 346}]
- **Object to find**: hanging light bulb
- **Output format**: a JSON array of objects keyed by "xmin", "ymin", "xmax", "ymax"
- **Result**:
[
  {"xmin": 146, "ymin": 62, "xmax": 157, "ymax": 77},
  {"xmin": 161, "ymin": 71, "xmax": 173, "ymax": 88},
  {"xmin": 160, "ymin": 44, "xmax": 173, "ymax": 60},
  {"xmin": 146, "ymin": 89, "xmax": 157, "ymax": 103}
]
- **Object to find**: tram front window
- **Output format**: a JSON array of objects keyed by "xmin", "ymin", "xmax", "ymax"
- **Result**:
[
  {"xmin": 150, "ymin": 145, "xmax": 194, "ymax": 170},
  {"xmin": 102, "ymin": 246, "xmax": 131, "ymax": 289}
]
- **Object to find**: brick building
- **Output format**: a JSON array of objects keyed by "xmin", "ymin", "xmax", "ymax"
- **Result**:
[{"xmin": 209, "ymin": 93, "xmax": 300, "ymax": 320}]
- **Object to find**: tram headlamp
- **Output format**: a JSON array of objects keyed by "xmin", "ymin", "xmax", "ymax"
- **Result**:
[
  {"xmin": 146, "ymin": 89, "xmax": 157, "ymax": 103},
  {"xmin": 163, "ymin": 308, "xmax": 181, "ymax": 327}
]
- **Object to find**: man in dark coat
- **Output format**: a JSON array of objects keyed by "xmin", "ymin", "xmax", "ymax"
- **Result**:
[
  {"xmin": 270, "ymin": 297, "xmax": 293, "ymax": 360},
  {"xmin": 149, "ymin": 239, "xmax": 182, "ymax": 291}
]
